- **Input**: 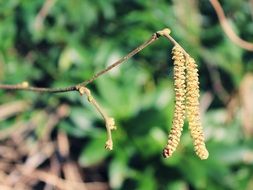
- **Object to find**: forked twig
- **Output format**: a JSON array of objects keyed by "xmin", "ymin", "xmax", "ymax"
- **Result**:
[{"xmin": 0, "ymin": 28, "xmax": 190, "ymax": 151}]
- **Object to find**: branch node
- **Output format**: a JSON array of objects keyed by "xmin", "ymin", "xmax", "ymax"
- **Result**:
[
  {"xmin": 77, "ymin": 86, "xmax": 86, "ymax": 96},
  {"xmin": 156, "ymin": 28, "xmax": 171, "ymax": 37}
]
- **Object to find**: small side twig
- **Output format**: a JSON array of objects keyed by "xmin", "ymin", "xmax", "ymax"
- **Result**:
[
  {"xmin": 209, "ymin": 0, "xmax": 253, "ymax": 51},
  {"xmin": 78, "ymin": 87, "xmax": 116, "ymax": 150}
]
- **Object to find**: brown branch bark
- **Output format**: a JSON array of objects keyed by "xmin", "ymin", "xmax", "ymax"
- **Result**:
[
  {"xmin": 0, "ymin": 31, "xmax": 161, "ymax": 93},
  {"xmin": 0, "ymin": 28, "xmax": 182, "ymax": 151},
  {"xmin": 209, "ymin": 0, "xmax": 253, "ymax": 51}
]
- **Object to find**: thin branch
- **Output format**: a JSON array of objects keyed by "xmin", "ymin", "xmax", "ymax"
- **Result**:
[
  {"xmin": 0, "ymin": 32, "xmax": 160, "ymax": 93},
  {"xmin": 78, "ymin": 32, "xmax": 160, "ymax": 86},
  {"xmin": 17, "ymin": 167, "xmax": 88, "ymax": 190},
  {"xmin": 78, "ymin": 87, "xmax": 116, "ymax": 150},
  {"xmin": 0, "ymin": 28, "xmax": 173, "ymax": 151},
  {"xmin": 209, "ymin": 0, "xmax": 253, "ymax": 51},
  {"xmin": 0, "ymin": 83, "xmax": 77, "ymax": 93}
]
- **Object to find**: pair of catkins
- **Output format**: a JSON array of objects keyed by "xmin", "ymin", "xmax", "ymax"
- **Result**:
[{"xmin": 163, "ymin": 45, "xmax": 209, "ymax": 160}]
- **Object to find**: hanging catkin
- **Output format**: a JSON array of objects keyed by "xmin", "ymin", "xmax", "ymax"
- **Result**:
[
  {"xmin": 163, "ymin": 45, "xmax": 186, "ymax": 158},
  {"xmin": 185, "ymin": 55, "xmax": 209, "ymax": 160}
]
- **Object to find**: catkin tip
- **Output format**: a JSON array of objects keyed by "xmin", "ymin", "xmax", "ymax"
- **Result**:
[
  {"xmin": 201, "ymin": 150, "xmax": 209, "ymax": 160},
  {"xmin": 185, "ymin": 55, "xmax": 209, "ymax": 160},
  {"xmin": 163, "ymin": 148, "xmax": 172, "ymax": 158}
]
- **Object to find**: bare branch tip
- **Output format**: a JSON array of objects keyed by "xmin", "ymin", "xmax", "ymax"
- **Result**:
[{"xmin": 157, "ymin": 28, "xmax": 171, "ymax": 37}]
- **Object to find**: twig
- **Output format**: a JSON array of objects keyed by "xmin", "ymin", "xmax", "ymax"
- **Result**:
[
  {"xmin": 209, "ymin": 0, "xmax": 253, "ymax": 51},
  {"xmin": 6, "ymin": 142, "xmax": 55, "ymax": 186},
  {"xmin": 78, "ymin": 87, "xmax": 116, "ymax": 150},
  {"xmin": 0, "ymin": 28, "xmax": 179, "ymax": 151},
  {"xmin": 19, "ymin": 168, "xmax": 86, "ymax": 190},
  {"xmin": 17, "ymin": 167, "xmax": 109, "ymax": 190},
  {"xmin": 57, "ymin": 132, "xmax": 86, "ymax": 189},
  {"xmin": 0, "ymin": 32, "xmax": 160, "ymax": 93},
  {"xmin": 79, "ymin": 32, "xmax": 160, "ymax": 86},
  {"xmin": 0, "ymin": 82, "xmax": 77, "ymax": 93},
  {"xmin": 41, "ymin": 105, "xmax": 69, "ymax": 142}
]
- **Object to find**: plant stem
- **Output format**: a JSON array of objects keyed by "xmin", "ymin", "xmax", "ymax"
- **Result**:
[
  {"xmin": 78, "ymin": 87, "xmax": 116, "ymax": 150},
  {"xmin": 0, "ymin": 32, "xmax": 160, "ymax": 93},
  {"xmin": 0, "ymin": 84, "xmax": 77, "ymax": 93},
  {"xmin": 79, "ymin": 33, "xmax": 160, "ymax": 86}
]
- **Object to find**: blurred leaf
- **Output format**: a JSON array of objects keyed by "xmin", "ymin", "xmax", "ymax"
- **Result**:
[
  {"xmin": 58, "ymin": 46, "xmax": 81, "ymax": 72},
  {"xmin": 136, "ymin": 168, "xmax": 157, "ymax": 190},
  {"xmin": 167, "ymin": 181, "xmax": 188, "ymax": 190},
  {"xmin": 179, "ymin": 157, "xmax": 208, "ymax": 189},
  {"xmin": 79, "ymin": 132, "xmax": 109, "ymax": 167},
  {"xmin": 109, "ymin": 153, "xmax": 128, "ymax": 189}
]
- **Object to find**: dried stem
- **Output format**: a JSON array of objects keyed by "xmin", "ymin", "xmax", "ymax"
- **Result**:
[
  {"xmin": 209, "ymin": 0, "xmax": 253, "ymax": 51},
  {"xmin": 34, "ymin": 0, "xmax": 57, "ymax": 31}
]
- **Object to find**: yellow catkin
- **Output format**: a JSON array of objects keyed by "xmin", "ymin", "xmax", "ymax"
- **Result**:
[
  {"xmin": 163, "ymin": 45, "xmax": 186, "ymax": 158},
  {"xmin": 185, "ymin": 55, "xmax": 209, "ymax": 160}
]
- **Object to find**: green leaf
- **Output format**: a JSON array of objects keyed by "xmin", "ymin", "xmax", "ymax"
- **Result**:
[
  {"xmin": 58, "ymin": 47, "xmax": 81, "ymax": 72},
  {"xmin": 167, "ymin": 181, "xmax": 188, "ymax": 190},
  {"xmin": 109, "ymin": 154, "xmax": 128, "ymax": 189},
  {"xmin": 79, "ymin": 133, "xmax": 109, "ymax": 167},
  {"xmin": 137, "ymin": 168, "xmax": 157, "ymax": 190}
]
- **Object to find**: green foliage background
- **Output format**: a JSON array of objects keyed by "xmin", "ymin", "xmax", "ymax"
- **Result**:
[{"xmin": 1, "ymin": 0, "xmax": 253, "ymax": 189}]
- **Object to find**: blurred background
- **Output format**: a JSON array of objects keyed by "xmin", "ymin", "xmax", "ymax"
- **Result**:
[{"xmin": 0, "ymin": 0, "xmax": 253, "ymax": 189}]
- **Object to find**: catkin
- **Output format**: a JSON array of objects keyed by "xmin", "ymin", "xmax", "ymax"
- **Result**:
[
  {"xmin": 163, "ymin": 45, "xmax": 186, "ymax": 158},
  {"xmin": 185, "ymin": 56, "xmax": 209, "ymax": 160}
]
